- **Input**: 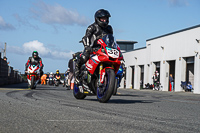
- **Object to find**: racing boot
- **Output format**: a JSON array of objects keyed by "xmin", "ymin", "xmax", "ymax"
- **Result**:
[
  {"xmin": 40, "ymin": 69, "xmax": 44, "ymax": 78},
  {"xmin": 74, "ymin": 59, "xmax": 82, "ymax": 84},
  {"xmin": 74, "ymin": 47, "xmax": 90, "ymax": 84}
]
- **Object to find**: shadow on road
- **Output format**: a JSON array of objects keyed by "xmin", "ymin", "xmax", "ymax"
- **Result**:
[
  {"xmin": 108, "ymin": 99, "xmax": 158, "ymax": 104},
  {"xmin": 114, "ymin": 94, "xmax": 145, "ymax": 97},
  {"xmin": 37, "ymin": 88, "xmax": 69, "ymax": 91},
  {"xmin": 0, "ymin": 83, "xmax": 28, "ymax": 88},
  {"xmin": 86, "ymin": 98, "xmax": 159, "ymax": 104}
]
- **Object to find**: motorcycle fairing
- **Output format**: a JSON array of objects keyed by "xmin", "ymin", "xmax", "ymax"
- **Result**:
[
  {"xmin": 27, "ymin": 64, "xmax": 40, "ymax": 88},
  {"xmin": 28, "ymin": 65, "xmax": 40, "ymax": 72},
  {"xmin": 28, "ymin": 65, "xmax": 40, "ymax": 79},
  {"xmin": 86, "ymin": 55, "xmax": 100, "ymax": 73},
  {"xmin": 27, "ymin": 74, "xmax": 40, "ymax": 81}
]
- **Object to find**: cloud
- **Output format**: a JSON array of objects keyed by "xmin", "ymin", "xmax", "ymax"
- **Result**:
[
  {"xmin": 13, "ymin": 14, "xmax": 39, "ymax": 30},
  {"xmin": 0, "ymin": 16, "xmax": 15, "ymax": 30},
  {"xmin": 30, "ymin": 1, "xmax": 90, "ymax": 26},
  {"xmin": 7, "ymin": 40, "xmax": 74, "ymax": 60},
  {"xmin": 168, "ymin": 0, "xmax": 189, "ymax": 7}
]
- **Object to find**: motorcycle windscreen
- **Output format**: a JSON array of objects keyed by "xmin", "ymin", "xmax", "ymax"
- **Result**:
[
  {"xmin": 102, "ymin": 34, "xmax": 118, "ymax": 49},
  {"xmin": 102, "ymin": 34, "xmax": 119, "ymax": 58}
]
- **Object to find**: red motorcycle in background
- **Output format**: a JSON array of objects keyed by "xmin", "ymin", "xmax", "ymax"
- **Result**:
[
  {"xmin": 73, "ymin": 34, "xmax": 122, "ymax": 103},
  {"xmin": 26, "ymin": 64, "xmax": 40, "ymax": 89}
]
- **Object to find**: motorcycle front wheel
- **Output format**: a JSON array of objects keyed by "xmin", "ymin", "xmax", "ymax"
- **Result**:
[
  {"xmin": 55, "ymin": 81, "xmax": 59, "ymax": 86},
  {"xmin": 30, "ymin": 76, "xmax": 35, "ymax": 89},
  {"xmin": 97, "ymin": 68, "xmax": 115, "ymax": 103}
]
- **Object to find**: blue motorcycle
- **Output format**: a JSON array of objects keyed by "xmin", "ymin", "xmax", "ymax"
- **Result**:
[
  {"xmin": 48, "ymin": 77, "xmax": 54, "ymax": 85},
  {"xmin": 113, "ymin": 64, "xmax": 124, "ymax": 95}
]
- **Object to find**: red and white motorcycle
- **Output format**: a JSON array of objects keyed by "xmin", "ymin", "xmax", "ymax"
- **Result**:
[
  {"xmin": 26, "ymin": 64, "xmax": 40, "ymax": 89},
  {"xmin": 73, "ymin": 34, "xmax": 122, "ymax": 103}
]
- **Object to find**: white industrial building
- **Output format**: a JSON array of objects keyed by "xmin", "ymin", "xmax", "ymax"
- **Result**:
[{"xmin": 120, "ymin": 24, "xmax": 200, "ymax": 94}]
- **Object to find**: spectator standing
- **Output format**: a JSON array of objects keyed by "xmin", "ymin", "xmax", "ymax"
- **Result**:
[
  {"xmin": 41, "ymin": 74, "xmax": 47, "ymax": 85},
  {"xmin": 3, "ymin": 56, "xmax": 7, "ymax": 61},
  {"xmin": 152, "ymin": 71, "xmax": 159, "ymax": 90},
  {"xmin": 3, "ymin": 56, "xmax": 9, "ymax": 64},
  {"xmin": 169, "ymin": 74, "xmax": 174, "ymax": 91},
  {"xmin": 68, "ymin": 58, "xmax": 74, "ymax": 89}
]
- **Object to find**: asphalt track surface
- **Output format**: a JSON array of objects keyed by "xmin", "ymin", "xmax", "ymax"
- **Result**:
[{"xmin": 0, "ymin": 83, "xmax": 200, "ymax": 133}]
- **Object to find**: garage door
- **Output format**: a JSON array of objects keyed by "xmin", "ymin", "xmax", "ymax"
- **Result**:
[{"xmin": 186, "ymin": 63, "xmax": 194, "ymax": 86}]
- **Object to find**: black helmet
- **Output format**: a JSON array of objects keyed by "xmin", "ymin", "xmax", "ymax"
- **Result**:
[
  {"xmin": 95, "ymin": 9, "xmax": 111, "ymax": 28},
  {"xmin": 32, "ymin": 51, "xmax": 38, "ymax": 59}
]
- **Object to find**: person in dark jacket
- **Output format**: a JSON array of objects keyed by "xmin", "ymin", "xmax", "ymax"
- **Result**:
[
  {"xmin": 74, "ymin": 9, "xmax": 113, "ymax": 84},
  {"xmin": 54, "ymin": 69, "xmax": 61, "ymax": 79},
  {"xmin": 152, "ymin": 71, "xmax": 159, "ymax": 90}
]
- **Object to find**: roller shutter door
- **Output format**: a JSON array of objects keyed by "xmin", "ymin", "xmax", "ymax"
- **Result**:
[{"xmin": 187, "ymin": 64, "xmax": 194, "ymax": 86}]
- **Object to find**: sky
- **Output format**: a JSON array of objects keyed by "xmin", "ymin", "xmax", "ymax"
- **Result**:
[{"xmin": 0, "ymin": 0, "xmax": 199, "ymax": 74}]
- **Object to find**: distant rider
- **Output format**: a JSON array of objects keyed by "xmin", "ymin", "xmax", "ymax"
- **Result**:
[
  {"xmin": 48, "ymin": 72, "xmax": 54, "ymax": 85},
  {"xmin": 49, "ymin": 72, "xmax": 54, "ymax": 81},
  {"xmin": 25, "ymin": 51, "xmax": 44, "ymax": 77},
  {"xmin": 54, "ymin": 69, "xmax": 61, "ymax": 80},
  {"xmin": 49, "ymin": 72, "xmax": 54, "ymax": 78},
  {"xmin": 118, "ymin": 60, "xmax": 125, "ymax": 87}
]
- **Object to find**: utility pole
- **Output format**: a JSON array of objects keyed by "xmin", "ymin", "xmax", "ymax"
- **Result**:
[{"xmin": 4, "ymin": 42, "xmax": 6, "ymax": 57}]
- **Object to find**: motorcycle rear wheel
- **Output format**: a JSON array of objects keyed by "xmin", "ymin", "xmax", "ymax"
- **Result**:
[
  {"xmin": 73, "ymin": 84, "xmax": 86, "ymax": 99},
  {"xmin": 97, "ymin": 68, "xmax": 115, "ymax": 103}
]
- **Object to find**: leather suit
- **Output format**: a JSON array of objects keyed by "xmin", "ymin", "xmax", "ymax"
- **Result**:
[{"xmin": 77, "ymin": 22, "xmax": 113, "ymax": 66}]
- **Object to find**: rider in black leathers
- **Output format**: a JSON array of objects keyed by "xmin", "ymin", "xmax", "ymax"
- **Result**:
[
  {"xmin": 75, "ymin": 9, "xmax": 113, "ymax": 84},
  {"xmin": 25, "ymin": 51, "xmax": 44, "ymax": 76}
]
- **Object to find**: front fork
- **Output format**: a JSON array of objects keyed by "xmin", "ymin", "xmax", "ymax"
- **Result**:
[
  {"xmin": 99, "ymin": 63, "xmax": 104, "ymax": 84},
  {"xmin": 99, "ymin": 63, "xmax": 114, "ymax": 84},
  {"xmin": 28, "ymin": 74, "xmax": 39, "ymax": 86}
]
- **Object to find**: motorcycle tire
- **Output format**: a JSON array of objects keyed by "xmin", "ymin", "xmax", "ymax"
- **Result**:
[
  {"xmin": 55, "ymin": 81, "xmax": 59, "ymax": 86},
  {"xmin": 97, "ymin": 68, "xmax": 115, "ymax": 103},
  {"xmin": 73, "ymin": 84, "xmax": 86, "ymax": 99},
  {"xmin": 113, "ymin": 78, "xmax": 118, "ymax": 95},
  {"xmin": 30, "ymin": 76, "xmax": 35, "ymax": 89}
]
